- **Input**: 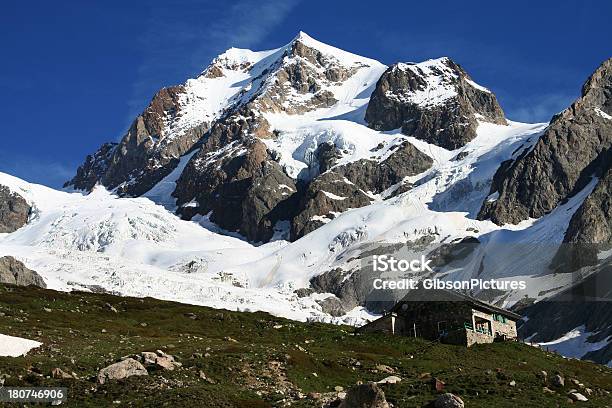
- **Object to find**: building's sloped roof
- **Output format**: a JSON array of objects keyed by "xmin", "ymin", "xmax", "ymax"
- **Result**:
[{"xmin": 390, "ymin": 288, "xmax": 522, "ymax": 320}]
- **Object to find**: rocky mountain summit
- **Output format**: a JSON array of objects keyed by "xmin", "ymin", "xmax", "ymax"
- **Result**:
[
  {"xmin": 10, "ymin": 33, "xmax": 610, "ymax": 365},
  {"xmin": 478, "ymin": 57, "xmax": 612, "ymax": 271},
  {"xmin": 478, "ymin": 58, "xmax": 611, "ymax": 226},
  {"xmin": 67, "ymin": 34, "xmax": 503, "ymax": 243},
  {"xmin": 365, "ymin": 57, "xmax": 507, "ymax": 149}
]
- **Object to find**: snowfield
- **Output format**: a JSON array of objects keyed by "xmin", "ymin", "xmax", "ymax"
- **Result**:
[
  {"xmin": 0, "ymin": 333, "xmax": 42, "ymax": 357},
  {"xmin": 528, "ymin": 326, "xmax": 612, "ymax": 368},
  {"xmin": 0, "ymin": 119, "xmax": 590, "ymax": 325}
]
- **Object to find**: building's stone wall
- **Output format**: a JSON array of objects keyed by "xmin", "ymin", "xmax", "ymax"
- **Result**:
[
  {"xmin": 466, "ymin": 329, "xmax": 495, "ymax": 346},
  {"xmin": 395, "ymin": 301, "xmax": 474, "ymax": 340},
  {"xmin": 444, "ymin": 328, "xmax": 468, "ymax": 345},
  {"xmin": 359, "ymin": 301, "xmax": 519, "ymax": 347},
  {"xmin": 359, "ymin": 313, "xmax": 396, "ymax": 335},
  {"xmin": 491, "ymin": 317, "xmax": 518, "ymax": 340},
  {"xmin": 471, "ymin": 308, "xmax": 518, "ymax": 341}
]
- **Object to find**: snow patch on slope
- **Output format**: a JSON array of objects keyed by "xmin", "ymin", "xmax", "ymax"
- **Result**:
[
  {"xmin": 0, "ymin": 172, "xmax": 369, "ymax": 325},
  {"xmin": 532, "ymin": 326, "xmax": 611, "ymax": 366},
  {"xmin": 0, "ymin": 334, "xmax": 41, "ymax": 357}
]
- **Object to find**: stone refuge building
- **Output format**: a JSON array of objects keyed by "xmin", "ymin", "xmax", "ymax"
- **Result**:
[{"xmin": 358, "ymin": 290, "xmax": 521, "ymax": 346}]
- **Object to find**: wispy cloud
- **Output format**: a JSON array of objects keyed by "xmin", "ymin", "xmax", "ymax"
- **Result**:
[{"xmin": 125, "ymin": 0, "xmax": 300, "ymax": 127}]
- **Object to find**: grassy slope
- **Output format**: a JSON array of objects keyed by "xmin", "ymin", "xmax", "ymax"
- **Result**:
[{"xmin": 0, "ymin": 285, "xmax": 610, "ymax": 407}]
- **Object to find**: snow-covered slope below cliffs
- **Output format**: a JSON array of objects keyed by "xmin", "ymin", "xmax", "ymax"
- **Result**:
[
  {"xmin": 223, "ymin": 119, "xmax": 589, "ymax": 303},
  {"xmin": 0, "ymin": 172, "xmax": 373, "ymax": 324}
]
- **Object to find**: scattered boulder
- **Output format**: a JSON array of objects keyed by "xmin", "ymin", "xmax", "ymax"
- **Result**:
[
  {"xmin": 377, "ymin": 376, "xmax": 401, "ymax": 385},
  {"xmin": 339, "ymin": 382, "xmax": 389, "ymax": 408},
  {"xmin": 51, "ymin": 368, "xmax": 73, "ymax": 379},
  {"xmin": 199, "ymin": 370, "xmax": 216, "ymax": 384},
  {"xmin": 104, "ymin": 303, "xmax": 118, "ymax": 313},
  {"xmin": 375, "ymin": 364, "xmax": 395, "ymax": 374},
  {"xmin": 138, "ymin": 351, "xmax": 179, "ymax": 371},
  {"xmin": 551, "ymin": 374, "xmax": 565, "ymax": 388},
  {"xmin": 568, "ymin": 391, "xmax": 588, "ymax": 402},
  {"xmin": 433, "ymin": 393, "xmax": 464, "ymax": 408},
  {"xmin": 97, "ymin": 358, "xmax": 148, "ymax": 385},
  {"xmin": 0, "ymin": 256, "xmax": 46, "ymax": 288}
]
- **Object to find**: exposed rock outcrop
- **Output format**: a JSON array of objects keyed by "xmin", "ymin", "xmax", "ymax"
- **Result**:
[
  {"xmin": 290, "ymin": 140, "xmax": 432, "ymax": 240},
  {"xmin": 175, "ymin": 138, "xmax": 297, "ymax": 242},
  {"xmin": 291, "ymin": 171, "xmax": 371, "ymax": 240},
  {"xmin": 334, "ymin": 140, "xmax": 433, "ymax": 193},
  {"xmin": 64, "ymin": 142, "xmax": 117, "ymax": 191},
  {"xmin": 171, "ymin": 34, "xmax": 382, "ymax": 242},
  {"xmin": 365, "ymin": 57, "xmax": 506, "ymax": 149},
  {"xmin": 97, "ymin": 358, "xmax": 148, "ymax": 384},
  {"xmin": 246, "ymin": 33, "xmax": 356, "ymax": 115},
  {"xmin": 0, "ymin": 185, "xmax": 30, "ymax": 233},
  {"xmin": 106, "ymin": 86, "xmax": 210, "ymax": 196},
  {"xmin": 0, "ymin": 256, "xmax": 46, "ymax": 288},
  {"xmin": 478, "ymin": 58, "xmax": 612, "ymax": 225},
  {"xmin": 67, "ymin": 86, "xmax": 210, "ymax": 196},
  {"xmin": 552, "ymin": 160, "xmax": 611, "ymax": 272},
  {"xmin": 518, "ymin": 262, "xmax": 612, "ymax": 366},
  {"xmin": 338, "ymin": 382, "xmax": 389, "ymax": 408}
]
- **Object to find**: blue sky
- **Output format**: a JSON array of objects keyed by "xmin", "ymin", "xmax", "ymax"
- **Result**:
[{"xmin": 1, "ymin": 0, "xmax": 610, "ymax": 187}]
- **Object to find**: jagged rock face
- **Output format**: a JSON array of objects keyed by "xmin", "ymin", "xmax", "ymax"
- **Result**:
[
  {"xmin": 478, "ymin": 58, "xmax": 612, "ymax": 225},
  {"xmin": 0, "ymin": 185, "xmax": 30, "ymax": 233},
  {"xmin": 64, "ymin": 142, "xmax": 117, "ymax": 191},
  {"xmin": 518, "ymin": 263, "xmax": 612, "ymax": 365},
  {"xmin": 291, "ymin": 172, "xmax": 372, "ymax": 240},
  {"xmin": 365, "ymin": 57, "xmax": 506, "ymax": 149},
  {"xmin": 104, "ymin": 86, "xmax": 210, "ymax": 196},
  {"xmin": 170, "ymin": 36, "xmax": 378, "ymax": 242},
  {"xmin": 315, "ymin": 141, "xmax": 340, "ymax": 174},
  {"xmin": 175, "ymin": 138, "xmax": 297, "ymax": 242},
  {"xmin": 247, "ymin": 38, "xmax": 356, "ymax": 115},
  {"xmin": 335, "ymin": 141, "xmax": 433, "ymax": 193},
  {"xmin": 552, "ymin": 160, "xmax": 611, "ymax": 272},
  {"xmin": 67, "ymin": 86, "xmax": 210, "ymax": 196},
  {"xmin": 0, "ymin": 256, "xmax": 46, "ymax": 288},
  {"xmin": 290, "ymin": 141, "xmax": 432, "ymax": 240}
]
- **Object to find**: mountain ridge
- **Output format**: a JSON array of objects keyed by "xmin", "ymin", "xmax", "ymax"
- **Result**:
[{"xmin": 3, "ymin": 34, "xmax": 610, "ymax": 366}]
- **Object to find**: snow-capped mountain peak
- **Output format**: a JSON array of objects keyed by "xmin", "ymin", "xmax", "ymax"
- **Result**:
[{"xmin": 35, "ymin": 38, "xmax": 612, "ymax": 365}]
